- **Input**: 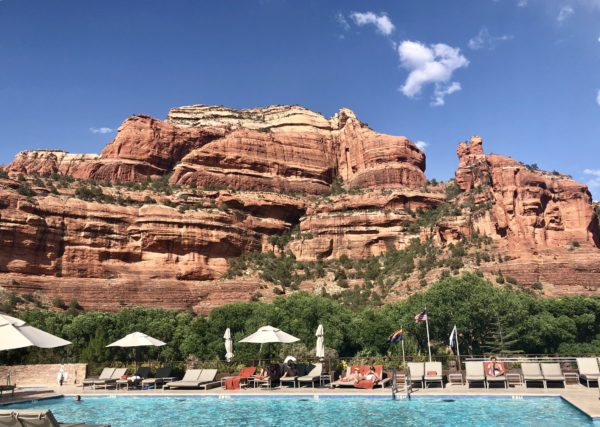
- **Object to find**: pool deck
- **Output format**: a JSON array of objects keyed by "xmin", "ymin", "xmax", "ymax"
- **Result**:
[{"xmin": 3, "ymin": 383, "xmax": 599, "ymax": 420}]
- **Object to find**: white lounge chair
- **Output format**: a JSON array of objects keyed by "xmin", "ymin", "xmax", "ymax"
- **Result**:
[
  {"xmin": 297, "ymin": 363, "xmax": 323, "ymax": 388},
  {"xmin": 521, "ymin": 363, "xmax": 545, "ymax": 388},
  {"xmin": 164, "ymin": 369, "xmax": 202, "ymax": 389},
  {"xmin": 576, "ymin": 358, "xmax": 600, "ymax": 387},
  {"xmin": 197, "ymin": 369, "xmax": 220, "ymax": 390},
  {"xmin": 540, "ymin": 363, "xmax": 565, "ymax": 388},
  {"xmin": 82, "ymin": 367, "xmax": 114, "ymax": 390},
  {"xmin": 424, "ymin": 362, "xmax": 444, "ymax": 388},
  {"xmin": 407, "ymin": 363, "xmax": 424, "ymax": 388},
  {"xmin": 465, "ymin": 362, "xmax": 486, "ymax": 388}
]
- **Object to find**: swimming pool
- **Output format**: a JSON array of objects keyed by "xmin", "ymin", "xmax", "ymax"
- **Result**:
[{"xmin": 5, "ymin": 396, "xmax": 596, "ymax": 427}]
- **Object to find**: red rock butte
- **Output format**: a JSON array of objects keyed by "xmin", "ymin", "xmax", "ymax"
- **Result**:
[{"xmin": 0, "ymin": 105, "xmax": 598, "ymax": 312}]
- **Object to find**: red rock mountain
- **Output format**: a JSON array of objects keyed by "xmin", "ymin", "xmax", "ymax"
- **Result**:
[{"xmin": 1, "ymin": 105, "xmax": 598, "ymax": 312}]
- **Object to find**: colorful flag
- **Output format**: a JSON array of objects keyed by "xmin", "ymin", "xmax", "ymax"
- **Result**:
[
  {"xmin": 449, "ymin": 325, "xmax": 457, "ymax": 348},
  {"xmin": 387, "ymin": 328, "xmax": 404, "ymax": 343},
  {"xmin": 414, "ymin": 309, "xmax": 428, "ymax": 323}
]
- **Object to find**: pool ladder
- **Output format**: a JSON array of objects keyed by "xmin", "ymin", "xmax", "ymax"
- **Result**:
[{"xmin": 391, "ymin": 369, "xmax": 411, "ymax": 400}]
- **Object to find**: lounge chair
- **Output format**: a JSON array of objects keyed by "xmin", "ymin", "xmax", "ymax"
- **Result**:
[
  {"xmin": 252, "ymin": 365, "xmax": 281, "ymax": 389},
  {"xmin": 197, "ymin": 369, "xmax": 220, "ymax": 390},
  {"xmin": 576, "ymin": 358, "xmax": 600, "ymax": 387},
  {"xmin": 0, "ymin": 385, "xmax": 15, "ymax": 399},
  {"xmin": 521, "ymin": 363, "xmax": 545, "ymax": 388},
  {"xmin": 164, "ymin": 369, "xmax": 202, "ymax": 389},
  {"xmin": 297, "ymin": 363, "xmax": 323, "ymax": 388},
  {"xmin": 355, "ymin": 365, "xmax": 389, "ymax": 389},
  {"xmin": 141, "ymin": 367, "xmax": 176, "ymax": 390},
  {"xmin": 407, "ymin": 363, "xmax": 425, "ymax": 388},
  {"xmin": 541, "ymin": 363, "xmax": 565, "ymax": 387},
  {"xmin": 330, "ymin": 365, "xmax": 365, "ymax": 388},
  {"xmin": 83, "ymin": 368, "xmax": 126, "ymax": 390},
  {"xmin": 465, "ymin": 362, "xmax": 486, "ymax": 388},
  {"xmin": 82, "ymin": 367, "xmax": 114, "ymax": 390},
  {"xmin": 116, "ymin": 367, "xmax": 151, "ymax": 390},
  {"xmin": 222, "ymin": 367, "xmax": 256, "ymax": 390},
  {"xmin": 424, "ymin": 362, "xmax": 444, "ymax": 388},
  {"xmin": 0, "ymin": 409, "xmax": 110, "ymax": 427},
  {"xmin": 484, "ymin": 361, "xmax": 507, "ymax": 388}
]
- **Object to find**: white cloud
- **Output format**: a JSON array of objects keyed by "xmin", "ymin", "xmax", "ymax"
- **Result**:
[
  {"xmin": 557, "ymin": 5, "xmax": 574, "ymax": 22},
  {"xmin": 89, "ymin": 127, "xmax": 114, "ymax": 134},
  {"xmin": 398, "ymin": 40, "xmax": 469, "ymax": 106},
  {"xmin": 584, "ymin": 168, "xmax": 600, "ymax": 190},
  {"xmin": 468, "ymin": 27, "xmax": 513, "ymax": 50},
  {"xmin": 432, "ymin": 82, "xmax": 462, "ymax": 106},
  {"xmin": 415, "ymin": 141, "xmax": 428, "ymax": 151},
  {"xmin": 517, "ymin": 0, "xmax": 529, "ymax": 6},
  {"xmin": 335, "ymin": 13, "xmax": 350, "ymax": 31},
  {"xmin": 596, "ymin": 89, "xmax": 600, "ymax": 105},
  {"xmin": 349, "ymin": 11, "xmax": 395, "ymax": 36}
]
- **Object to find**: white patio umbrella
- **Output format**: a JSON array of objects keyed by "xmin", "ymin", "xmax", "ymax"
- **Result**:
[
  {"xmin": 238, "ymin": 325, "xmax": 300, "ymax": 344},
  {"xmin": 0, "ymin": 313, "xmax": 71, "ymax": 351},
  {"xmin": 106, "ymin": 332, "xmax": 166, "ymax": 348},
  {"xmin": 315, "ymin": 324, "xmax": 325, "ymax": 359},
  {"xmin": 107, "ymin": 332, "xmax": 166, "ymax": 369},
  {"xmin": 224, "ymin": 328, "xmax": 234, "ymax": 362}
]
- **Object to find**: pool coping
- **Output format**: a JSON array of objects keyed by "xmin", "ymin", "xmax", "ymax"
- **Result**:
[
  {"xmin": 8, "ymin": 391, "xmax": 597, "ymax": 422},
  {"xmin": 5, "ymin": 389, "xmax": 600, "ymax": 422}
]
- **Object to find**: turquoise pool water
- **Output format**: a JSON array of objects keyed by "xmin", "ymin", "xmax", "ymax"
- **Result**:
[{"xmin": 5, "ymin": 396, "xmax": 596, "ymax": 427}]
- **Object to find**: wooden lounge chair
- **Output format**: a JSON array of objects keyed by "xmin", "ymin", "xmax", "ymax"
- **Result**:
[
  {"xmin": 407, "ymin": 363, "xmax": 425, "ymax": 388},
  {"xmin": 297, "ymin": 363, "xmax": 323, "ymax": 388},
  {"xmin": 484, "ymin": 361, "xmax": 507, "ymax": 388},
  {"xmin": 221, "ymin": 367, "xmax": 256, "ymax": 390},
  {"xmin": 141, "ymin": 367, "xmax": 176, "ymax": 390},
  {"xmin": 164, "ymin": 369, "xmax": 202, "ymax": 389},
  {"xmin": 576, "ymin": 358, "xmax": 600, "ymax": 387},
  {"xmin": 465, "ymin": 362, "xmax": 486, "ymax": 388},
  {"xmin": 521, "ymin": 363, "xmax": 545, "ymax": 388},
  {"xmin": 424, "ymin": 362, "xmax": 444, "ymax": 388},
  {"xmin": 0, "ymin": 409, "xmax": 110, "ymax": 427},
  {"xmin": 82, "ymin": 368, "xmax": 115, "ymax": 390},
  {"xmin": 541, "ymin": 363, "xmax": 565, "ymax": 387}
]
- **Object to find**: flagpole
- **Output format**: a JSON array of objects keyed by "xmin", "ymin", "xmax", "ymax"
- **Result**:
[
  {"xmin": 455, "ymin": 325, "xmax": 461, "ymax": 372},
  {"xmin": 424, "ymin": 307, "xmax": 432, "ymax": 362},
  {"xmin": 400, "ymin": 324, "xmax": 406, "ymax": 370}
]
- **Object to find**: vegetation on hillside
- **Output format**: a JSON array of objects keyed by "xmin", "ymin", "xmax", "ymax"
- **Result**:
[{"xmin": 1, "ymin": 274, "xmax": 598, "ymax": 369}]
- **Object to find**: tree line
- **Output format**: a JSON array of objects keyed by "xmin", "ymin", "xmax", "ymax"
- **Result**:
[{"xmin": 2, "ymin": 274, "xmax": 599, "ymax": 369}]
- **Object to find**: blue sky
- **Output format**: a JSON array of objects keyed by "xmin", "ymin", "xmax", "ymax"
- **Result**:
[{"xmin": 1, "ymin": 0, "xmax": 599, "ymax": 198}]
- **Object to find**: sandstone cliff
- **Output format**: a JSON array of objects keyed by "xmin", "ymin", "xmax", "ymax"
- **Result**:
[{"xmin": 1, "ymin": 105, "xmax": 598, "ymax": 312}]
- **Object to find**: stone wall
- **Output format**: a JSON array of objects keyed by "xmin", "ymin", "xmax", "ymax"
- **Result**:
[{"xmin": 0, "ymin": 363, "xmax": 87, "ymax": 386}]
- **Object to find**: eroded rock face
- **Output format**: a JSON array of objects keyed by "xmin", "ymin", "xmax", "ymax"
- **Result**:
[
  {"xmin": 6, "ymin": 105, "xmax": 427, "ymax": 194},
  {"xmin": 2, "ymin": 105, "xmax": 600, "ymax": 312},
  {"xmin": 289, "ymin": 190, "xmax": 445, "ymax": 261},
  {"xmin": 455, "ymin": 136, "xmax": 599, "ymax": 251}
]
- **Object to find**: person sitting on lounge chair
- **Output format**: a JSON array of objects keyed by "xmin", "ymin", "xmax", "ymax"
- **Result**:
[
  {"xmin": 364, "ymin": 366, "xmax": 380, "ymax": 382},
  {"xmin": 339, "ymin": 367, "xmax": 363, "ymax": 384},
  {"xmin": 487, "ymin": 356, "xmax": 505, "ymax": 377},
  {"xmin": 281, "ymin": 361, "xmax": 297, "ymax": 378}
]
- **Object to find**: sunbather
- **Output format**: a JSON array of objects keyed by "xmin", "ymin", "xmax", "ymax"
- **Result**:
[
  {"xmin": 339, "ymin": 367, "xmax": 363, "ymax": 384},
  {"xmin": 487, "ymin": 356, "xmax": 505, "ymax": 377},
  {"xmin": 364, "ymin": 366, "xmax": 380, "ymax": 382}
]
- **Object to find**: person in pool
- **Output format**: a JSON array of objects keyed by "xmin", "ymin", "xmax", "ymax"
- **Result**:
[
  {"xmin": 487, "ymin": 356, "xmax": 505, "ymax": 377},
  {"xmin": 74, "ymin": 395, "xmax": 82, "ymax": 402}
]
